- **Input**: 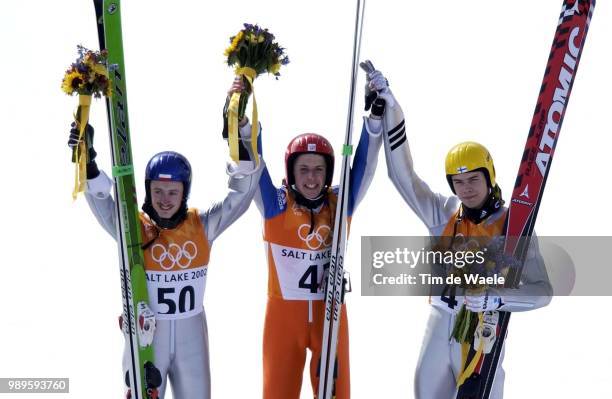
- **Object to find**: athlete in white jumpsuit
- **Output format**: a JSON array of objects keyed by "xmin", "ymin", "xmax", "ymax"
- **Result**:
[
  {"xmin": 79, "ymin": 124, "xmax": 263, "ymax": 398},
  {"xmin": 369, "ymin": 68, "xmax": 553, "ymax": 399}
]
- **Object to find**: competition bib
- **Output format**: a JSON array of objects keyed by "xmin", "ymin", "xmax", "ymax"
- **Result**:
[
  {"xmin": 269, "ymin": 242, "xmax": 331, "ymax": 300},
  {"xmin": 140, "ymin": 210, "xmax": 211, "ymax": 320},
  {"xmin": 146, "ymin": 266, "xmax": 207, "ymax": 320}
]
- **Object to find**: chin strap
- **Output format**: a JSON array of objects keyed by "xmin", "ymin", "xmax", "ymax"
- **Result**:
[
  {"xmin": 141, "ymin": 179, "xmax": 189, "ymax": 234},
  {"xmin": 290, "ymin": 185, "xmax": 329, "ymax": 235},
  {"xmin": 290, "ymin": 185, "xmax": 327, "ymax": 210},
  {"xmin": 462, "ymin": 185, "xmax": 504, "ymax": 224}
]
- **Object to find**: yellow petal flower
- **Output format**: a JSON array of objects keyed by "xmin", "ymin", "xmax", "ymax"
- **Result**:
[
  {"xmin": 62, "ymin": 70, "xmax": 84, "ymax": 95},
  {"xmin": 225, "ymin": 31, "xmax": 244, "ymax": 57},
  {"xmin": 270, "ymin": 63, "xmax": 281, "ymax": 74},
  {"xmin": 92, "ymin": 63, "xmax": 109, "ymax": 77}
]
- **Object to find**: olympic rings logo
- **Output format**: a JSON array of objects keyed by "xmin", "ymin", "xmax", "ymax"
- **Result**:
[
  {"xmin": 150, "ymin": 241, "xmax": 198, "ymax": 270},
  {"xmin": 298, "ymin": 224, "xmax": 332, "ymax": 250}
]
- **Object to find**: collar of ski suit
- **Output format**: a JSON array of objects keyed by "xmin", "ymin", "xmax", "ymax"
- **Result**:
[
  {"xmin": 290, "ymin": 185, "xmax": 328, "ymax": 211},
  {"xmin": 289, "ymin": 186, "xmax": 331, "ymax": 236},
  {"xmin": 460, "ymin": 184, "xmax": 504, "ymax": 225},
  {"xmin": 141, "ymin": 200, "xmax": 188, "ymax": 231}
]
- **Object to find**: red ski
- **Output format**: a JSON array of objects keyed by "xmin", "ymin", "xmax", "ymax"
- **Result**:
[{"xmin": 457, "ymin": 1, "xmax": 596, "ymax": 398}]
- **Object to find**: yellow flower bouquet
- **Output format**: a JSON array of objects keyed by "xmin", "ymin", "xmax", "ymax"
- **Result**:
[
  {"xmin": 224, "ymin": 23, "xmax": 289, "ymax": 163},
  {"xmin": 61, "ymin": 45, "xmax": 111, "ymax": 199}
]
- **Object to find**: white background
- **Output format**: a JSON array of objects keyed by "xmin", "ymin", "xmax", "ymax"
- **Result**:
[{"xmin": 1, "ymin": 1, "xmax": 610, "ymax": 398}]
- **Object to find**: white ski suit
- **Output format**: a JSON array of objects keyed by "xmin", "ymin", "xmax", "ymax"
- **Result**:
[
  {"xmin": 85, "ymin": 151, "xmax": 263, "ymax": 399},
  {"xmin": 378, "ymin": 92, "xmax": 552, "ymax": 399}
]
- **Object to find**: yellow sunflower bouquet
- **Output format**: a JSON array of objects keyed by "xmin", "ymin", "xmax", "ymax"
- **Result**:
[
  {"xmin": 224, "ymin": 23, "xmax": 289, "ymax": 164},
  {"xmin": 61, "ymin": 45, "xmax": 111, "ymax": 199}
]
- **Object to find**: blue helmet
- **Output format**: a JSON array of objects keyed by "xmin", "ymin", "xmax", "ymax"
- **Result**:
[
  {"xmin": 142, "ymin": 151, "xmax": 192, "ymax": 230},
  {"xmin": 145, "ymin": 151, "xmax": 192, "ymax": 199}
]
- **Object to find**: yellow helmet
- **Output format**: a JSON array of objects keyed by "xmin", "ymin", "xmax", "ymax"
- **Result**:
[{"xmin": 445, "ymin": 141, "xmax": 496, "ymax": 193}]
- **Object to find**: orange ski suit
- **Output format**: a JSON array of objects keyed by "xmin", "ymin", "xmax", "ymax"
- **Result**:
[{"xmin": 254, "ymin": 123, "xmax": 381, "ymax": 398}]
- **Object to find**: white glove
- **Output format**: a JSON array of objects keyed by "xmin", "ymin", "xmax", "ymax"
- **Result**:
[
  {"xmin": 465, "ymin": 291, "xmax": 502, "ymax": 312},
  {"xmin": 368, "ymin": 70, "xmax": 388, "ymax": 92},
  {"xmin": 369, "ymin": 70, "xmax": 395, "ymax": 107},
  {"xmin": 360, "ymin": 60, "xmax": 396, "ymax": 111},
  {"xmin": 136, "ymin": 302, "xmax": 156, "ymax": 347}
]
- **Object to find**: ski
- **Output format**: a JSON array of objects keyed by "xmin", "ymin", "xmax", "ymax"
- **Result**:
[
  {"xmin": 93, "ymin": 1, "xmax": 159, "ymax": 398},
  {"xmin": 456, "ymin": 1, "xmax": 595, "ymax": 398},
  {"xmin": 317, "ymin": 1, "xmax": 366, "ymax": 398}
]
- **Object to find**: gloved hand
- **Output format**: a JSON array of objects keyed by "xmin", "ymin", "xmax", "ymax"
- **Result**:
[
  {"xmin": 222, "ymin": 77, "xmax": 257, "ymax": 163},
  {"xmin": 465, "ymin": 291, "xmax": 502, "ymax": 312},
  {"xmin": 359, "ymin": 60, "xmax": 395, "ymax": 116},
  {"xmin": 68, "ymin": 122, "xmax": 99, "ymax": 179},
  {"xmin": 227, "ymin": 76, "xmax": 251, "ymax": 127},
  {"xmin": 368, "ymin": 70, "xmax": 390, "ymax": 94},
  {"xmin": 227, "ymin": 76, "xmax": 251, "ymax": 97}
]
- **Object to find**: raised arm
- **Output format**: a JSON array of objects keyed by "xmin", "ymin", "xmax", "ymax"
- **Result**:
[
  {"xmin": 85, "ymin": 170, "xmax": 118, "ymax": 239},
  {"xmin": 367, "ymin": 67, "xmax": 459, "ymax": 233},
  {"xmin": 67, "ymin": 123, "xmax": 118, "ymax": 239},
  {"xmin": 346, "ymin": 116, "xmax": 382, "ymax": 216},
  {"xmin": 220, "ymin": 77, "xmax": 283, "ymax": 221},
  {"xmin": 203, "ymin": 118, "xmax": 264, "ymax": 244}
]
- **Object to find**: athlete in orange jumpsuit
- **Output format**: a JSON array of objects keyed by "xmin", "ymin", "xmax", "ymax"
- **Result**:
[{"xmin": 226, "ymin": 74, "xmax": 385, "ymax": 398}]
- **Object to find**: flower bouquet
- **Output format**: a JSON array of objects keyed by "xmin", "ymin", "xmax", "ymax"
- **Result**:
[
  {"xmin": 448, "ymin": 235, "xmax": 516, "ymax": 344},
  {"xmin": 62, "ymin": 45, "xmax": 111, "ymax": 199},
  {"xmin": 434, "ymin": 235, "xmax": 517, "ymax": 387},
  {"xmin": 224, "ymin": 23, "xmax": 289, "ymax": 164}
]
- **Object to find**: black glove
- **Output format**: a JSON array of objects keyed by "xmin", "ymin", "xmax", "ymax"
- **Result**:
[
  {"xmin": 359, "ymin": 60, "xmax": 391, "ymax": 115},
  {"xmin": 68, "ymin": 122, "xmax": 99, "ymax": 179},
  {"xmin": 370, "ymin": 97, "xmax": 386, "ymax": 118}
]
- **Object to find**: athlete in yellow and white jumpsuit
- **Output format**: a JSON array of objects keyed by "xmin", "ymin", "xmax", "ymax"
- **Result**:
[{"xmin": 371, "ymin": 67, "xmax": 553, "ymax": 399}]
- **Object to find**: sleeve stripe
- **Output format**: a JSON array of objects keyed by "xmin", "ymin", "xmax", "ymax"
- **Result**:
[
  {"xmin": 390, "ymin": 132, "xmax": 407, "ymax": 151},
  {"xmin": 389, "ymin": 126, "xmax": 406, "ymax": 145},
  {"xmin": 387, "ymin": 120, "xmax": 405, "ymax": 137}
]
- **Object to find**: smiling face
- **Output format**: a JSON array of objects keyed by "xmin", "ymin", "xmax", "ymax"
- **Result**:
[
  {"xmin": 451, "ymin": 170, "xmax": 489, "ymax": 209},
  {"xmin": 293, "ymin": 153, "xmax": 327, "ymax": 200},
  {"xmin": 150, "ymin": 180, "xmax": 184, "ymax": 218}
]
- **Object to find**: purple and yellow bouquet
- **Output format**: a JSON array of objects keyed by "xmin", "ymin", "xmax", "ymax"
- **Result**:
[
  {"xmin": 62, "ymin": 45, "xmax": 111, "ymax": 98},
  {"xmin": 62, "ymin": 45, "xmax": 111, "ymax": 199},
  {"xmin": 447, "ymin": 236, "xmax": 518, "ymax": 388},
  {"xmin": 224, "ymin": 23, "xmax": 289, "ymax": 164},
  {"xmin": 449, "ymin": 236, "xmax": 516, "ymax": 344}
]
